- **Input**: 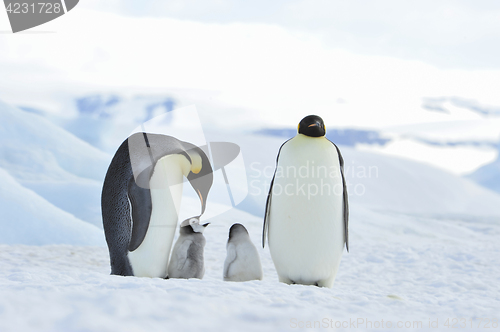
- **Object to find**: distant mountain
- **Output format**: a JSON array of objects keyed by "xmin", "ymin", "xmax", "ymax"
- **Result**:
[
  {"xmin": 0, "ymin": 99, "xmax": 110, "ymax": 229},
  {"xmin": 0, "ymin": 167, "xmax": 104, "ymax": 245},
  {"xmin": 255, "ymin": 128, "xmax": 391, "ymax": 147},
  {"xmin": 423, "ymin": 97, "xmax": 500, "ymax": 117},
  {"xmin": 63, "ymin": 94, "xmax": 176, "ymax": 152},
  {"xmin": 467, "ymin": 142, "xmax": 500, "ymax": 193},
  {"xmin": 0, "ymin": 99, "xmax": 109, "ymax": 182},
  {"xmin": 256, "ymin": 125, "xmax": 496, "ymax": 150},
  {"xmin": 381, "ymin": 115, "xmax": 500, "ymax": 193}
]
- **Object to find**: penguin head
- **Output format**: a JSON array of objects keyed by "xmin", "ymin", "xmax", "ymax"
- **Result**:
[
  {"xmin": 184, "ymin": 147, "xmax": 214, "ymax": 216},
  {"xmin": 298, "ymin": 115, "xmax": 326, "ymax": 137},
  {"xmin": 228, "ymin": 223, "xmax": 249, "ymax": 241},
  {"xmin": 180, "ymin": 217, "xmax": 209, "ymax": 234}
]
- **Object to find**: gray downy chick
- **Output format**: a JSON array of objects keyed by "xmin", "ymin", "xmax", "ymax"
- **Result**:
[
  {"xmin": 167, "ymin": 217, "xmax": 209, "ymax": 279},
  {"xmin": 223, "ymin": 223, "xmax": 263, "ymax": 282}
]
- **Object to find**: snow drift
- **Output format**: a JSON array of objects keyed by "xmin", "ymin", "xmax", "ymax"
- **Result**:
[
  {"xmin": 0, "ymin": 167, "xmax": 104, "ymax": 245},
  {"xmin": 0, "ymin": 99, "xmax": 110, "ymax": 226}
]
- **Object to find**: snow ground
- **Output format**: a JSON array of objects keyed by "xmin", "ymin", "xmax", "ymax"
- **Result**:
[
  {"xmin": 1, "ymin": 99, "xmax": 500, "ymax": 331},
  {"xmin": 1, "ymin": 206, "xmax": 499, "ymax": 332}
]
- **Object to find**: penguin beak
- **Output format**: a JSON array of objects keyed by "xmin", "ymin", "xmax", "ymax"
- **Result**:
[
  {"xmin": 191, "ymin": 222, "xmax": 209, "ymax": 233},
  {"xmin": 308, "ymin": 123, "xmax": 318, "ymax": 127}
]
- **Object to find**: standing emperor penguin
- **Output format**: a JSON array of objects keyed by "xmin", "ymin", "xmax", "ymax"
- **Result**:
[
  {"xmin": 262, "ymin": 115, "xmax": 349, "ymax": 288},
  {"xmin": 223, "ymin": 223, "xmax": 263, "ymax": 282},
  {"xmin": 102, "ymin": 132, "xmax": 213, "ymax": 278},
  {"xmin": 167, "ymin": 217, "xmax": 209, "ymax": 279}
]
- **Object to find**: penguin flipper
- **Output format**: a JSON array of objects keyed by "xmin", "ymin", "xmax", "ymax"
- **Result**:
[
  {"xmin": 330, "ymin": 141, "xmax": 349, "ymax": 252},
  {"xmin": 262, "ymin": 176, "xmax": 275, "ymax": 248},
  {"xmin": 127, "ymin": 177, "xmax": 153, "ymax": 252},
  {"xmin": 175, "ymin": 240, "xmax": 194, "ymax": 271},
  {"xmin": 262, "ymin": 139, "xmax": 291, "ymax": 248}
]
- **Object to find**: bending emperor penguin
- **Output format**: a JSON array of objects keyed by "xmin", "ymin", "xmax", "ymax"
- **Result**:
[
  {"xmin": 262, "ymin": 115, "xmax": 349, "ymax": 288},
  {"xmin": 223, "ymin": 223, "xmax": 263, "ymax": 282},
  {"xmin": 167, "ymin": 217, "xmax": 209, "ymax": 279},
  {"xmin": 102, "ymin": 132, "xmax": 213, "ymax": 278}
]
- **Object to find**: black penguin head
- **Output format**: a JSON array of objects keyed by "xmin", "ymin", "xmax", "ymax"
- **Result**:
[
  {"xmin": 298, "ymin": 115, "xmax": 326, "ymax": 137},
  {"xmin": 180, "ymin": 217, "xmax": 209, "ymax": 234},
  {"xmin": 228, "ymin": 223, "xmax": 248, "ymax": 241}
]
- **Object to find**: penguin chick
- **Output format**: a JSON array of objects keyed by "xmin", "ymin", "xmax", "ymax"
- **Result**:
[
  {"xmin": 167, "ymin": 217, "xmax": 209, "ymax": 279},
  {"xmin": 223, "ymin": 223, "xmax": 263, "ymax": 282}
]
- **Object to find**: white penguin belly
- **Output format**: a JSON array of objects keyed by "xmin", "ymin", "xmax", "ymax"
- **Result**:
[
  {"xmin": 128, "ymin": 154, "xmax": 191, "ymax": 278},
  {"xmin": 268, "ymin": 135, "xmax": 345, "ymax": 284}
]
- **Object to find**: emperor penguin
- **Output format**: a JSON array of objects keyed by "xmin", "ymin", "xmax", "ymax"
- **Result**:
[
  {"xmin": 102, "ymin": 132, "xmax": 213, "ymax": 278},
  {"xmin": 262, "ymin": 115, "xmax": 349, "ymax": 288},
  {"xmin": 167, "ymin": 217, "xmax": 209, "ymax": 279},
  {"xmin": 223, "ymin": 223, "xmax": 263, "ymax": 282}
]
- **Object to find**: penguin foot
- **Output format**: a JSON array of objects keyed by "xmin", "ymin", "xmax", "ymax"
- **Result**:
[{"xmin": 278, "ymin": 276, "xmax": 295, "ymax": 285}]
